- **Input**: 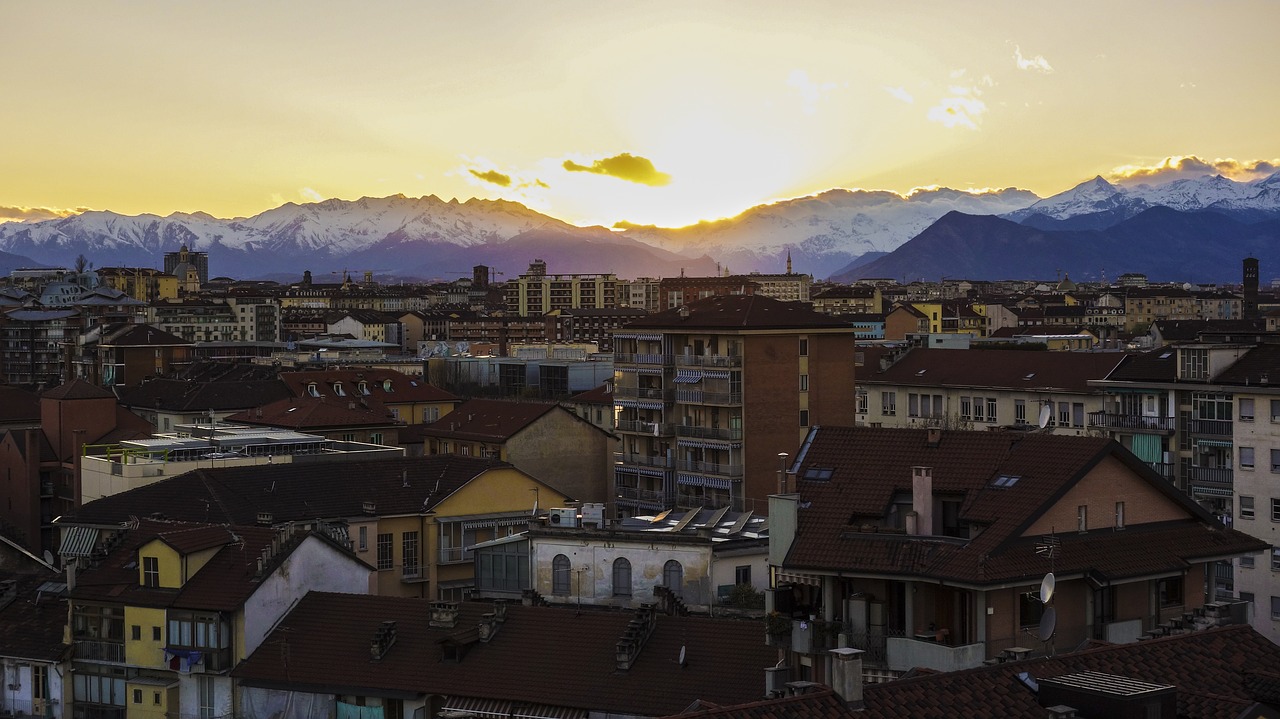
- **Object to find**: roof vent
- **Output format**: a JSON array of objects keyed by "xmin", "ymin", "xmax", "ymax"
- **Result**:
[
  {"xmin": 256, "ymin": 512, "xmax": 273, "ymax": 525},
  {"xmin": 362, "ymin": 501, "xmax": 376, "ymax": 515},
  {"xmin": 370, "ymin": 620, "xmax": 397, "ymax": 660}
]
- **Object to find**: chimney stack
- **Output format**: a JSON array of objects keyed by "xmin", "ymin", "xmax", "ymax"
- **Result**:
[
  {"xmin": 828, "ymin": 647, "xmax": 865, "ymax": 707},
  {"xmin": 912, "ymin": 466, "xmax": 933, "ymax": 536},
  {"xmin": 429, "ymin": 600, "xmax": 460, "ymax": 628}
]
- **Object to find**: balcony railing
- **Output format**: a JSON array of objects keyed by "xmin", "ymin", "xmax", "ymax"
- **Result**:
[
  {"xmin": 438, "ymin": 547, "xmax": 471, "ymax": 564},
  {"xmin": 615, "ymin": 453, "xmax": 673, "ymax": 469},
  {"xmin": 674, "ymin": 390, "xmax": 743, "ymax": 406},
  {"xmin": 1087, "ymin": 412, "xmax": 1175, "ymax": 432},
  {"xmin": 615, "ymin": 486, "xmax": 668, "ymax": 504},
  {"xmin": 613, "ymin": 386, "xmax": 668, "ymax": 401},
  {"xmin": 1188, "ymin": 466, "xmax": 1233, "ymax": 486},
  {"xmin": 401, "ymin": 564, "xmax": 429, "ymax": 583},
  {"xmin": 1146, "ymin": 462, "xmax": 1174, "ymax": 481},
  {"xmin": 74, "ymin": 639, "xmax": 125, "ymax": 663},
  {"xmin": 1188, "ymin": 418, "xmax": 1232, "ymax": 436},
  {"xmin": 677, "ymin": 459, "xmax": 744, "ymax": 477},
  {"xmin": 615, "ymin": 420, "xmax": 676, "ymax": 436},
  {"xmin": 675, "ymin": 354, "xmax": 742, "ymax": 368},
  {"xmin": 675, "ymin": 425, "xmax": 743, "ymax": 441},
  {"xmin": 614, "ymin": 353, "xmax": 672, "ymax": 366}
]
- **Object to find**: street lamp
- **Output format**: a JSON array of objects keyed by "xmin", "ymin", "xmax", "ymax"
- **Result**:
[{"xmin": 777, "ymin": 452, "xmax": 790, "ymax": 493}]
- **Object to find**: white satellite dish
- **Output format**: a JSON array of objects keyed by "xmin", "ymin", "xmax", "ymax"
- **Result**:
[
  {"xmin": 1037, "ymin": 403, "xmax": 1052, "ymax": 429},
  {"xmin": 1037, "ymin": 606, "xmax": 1057, "ymax": 642},
  {"xmin": 1039, "ymin": 572, "xmax": 1056, "ymax": 604},
  {"xmin": 678, "ymin": 645, "xmax": 687, "ymax": 667},
  {"xmin": 43, "ymin": 549, "xmax": 55, "ymax": 567}
]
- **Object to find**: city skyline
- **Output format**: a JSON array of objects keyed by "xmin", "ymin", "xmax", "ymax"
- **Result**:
[{"xmin": 3, "ymin": 1, "xmax": 1279, "ymax": 229}]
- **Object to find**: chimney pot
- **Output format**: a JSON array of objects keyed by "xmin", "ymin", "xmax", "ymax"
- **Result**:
[
  {"xmin": 912, "ymin": 466, "xmax": 933, "ymax": 536},
  {"xmin": 828, "ymin": 647, "xmax": 865, "ymax": 706}
]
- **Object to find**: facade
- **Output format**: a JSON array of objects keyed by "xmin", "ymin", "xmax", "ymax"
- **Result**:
[
  {"xmin": 812, "ymin": 285, "xmax": 881, "ymax": 315},
  {"xmin": 0, "ymin": 308, "xmax": 81, "ymax": 387},
  {"xmin": 855, "ymin": 348, "xmax": 1127, "ymax": 435},
  {"xmin": 145, "ymin": 297, "xmax": 282, "ymax": 344},
  {"xmin": 657, "ymin": 276, "xmax": 758, "ymax": 311},
  {"xmin": 1123, "ymin": 287, "xmax": 1198, "ymax": 331},
  {"xmin": 162, "ymin": 245, "xmax": 209, "ymax": 286},
  {"xmin": 612, "ymin": 295, "xmax": 856, "ymax": 515},
  {"xmin": 95, "ymin": 268, "xmax": 180, "ymax": 302},
  {"xmin": 504, "ymin": 260, "xmax": 617, "ymax": 316},
  {"xmin": 73, "ymin": 323, "xmax": 194, "ymax": 387},
  {"xmin": 546, "ymin": 307, "xmax": 647, "ymax": 351},
  {"xmin": 767, "ymin": 426, "xmax": 1266, "ymax": 688}
]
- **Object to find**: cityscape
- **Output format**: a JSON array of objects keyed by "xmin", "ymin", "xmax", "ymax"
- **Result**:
[{"xmin": 3, "ymin": 3, "xmax": 1280, "ymax": 719}]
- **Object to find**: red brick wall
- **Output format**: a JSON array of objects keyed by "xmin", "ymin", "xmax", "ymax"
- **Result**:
[{"xmin": 1022, "ymin": 455, "xmax": 1188, "ymax": 536}]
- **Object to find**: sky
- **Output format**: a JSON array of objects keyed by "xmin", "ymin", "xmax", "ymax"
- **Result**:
[{"xmin": 3, "ymin": 1, "xmax": 1279, "ymax": 229}]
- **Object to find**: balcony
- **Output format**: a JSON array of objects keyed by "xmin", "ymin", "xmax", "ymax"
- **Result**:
[
  {"xmin": 677, "ymin": 459, "xmax": 744, "ymax": 478},
  {"xmin": 615, "ymin": 353, "xmax": 672, "ymax": 367},
  {"xmin": 674, "ymin": 389, "xmax": 743, "ymax": 406},
  {"xmin": 615, "ymin": 486, "xmax": 668, "ymax": 505},
  {"xmin": 615, "ymin": 420, "xmax": 676, "ymax": 436},
  {"xmin": 613, "ymin": 386, "xmax": 668, "ymax": 401},
  {"xmin": 675, "ymin": 354, "xmax": 742, "ymax": 368},
  {"xmin": 438, "ymin": 547, "xmax": 471, "ymax": 564},
  {"xmin": 615, "ymin": 453, "xmax": 673, "ymax": 469},
  {"xmin": 1087, "ymin": 412, "xmax": 1175, "ymax": 433},
  {"xmin": 1188, "ymin": 418, "xmax": 1232, "ymax": 436},
  {"xmin": 1146, "ymin": 462, "xmax": 1174, "ymax": 481},
  {"xmin": 1188, "ymin": 466, "xmax": 1233, "ymax": 487},
  {"xmin": 74, "ymin": 639, "xmax": 125, "ymax": 663},
  {"xmin": 676, "ymin": 425, "xmax": 743, "ymax": 441}
]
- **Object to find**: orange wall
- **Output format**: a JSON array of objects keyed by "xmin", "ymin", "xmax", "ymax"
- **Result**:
[{"xmin": 1022, "ymin": 455, "xmax": 1188, "ymax": 536}]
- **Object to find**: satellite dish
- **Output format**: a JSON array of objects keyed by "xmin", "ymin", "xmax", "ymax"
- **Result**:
[
  {"xmin": 678, "ymin": 645, "xmax": 687, "ymax": 667},
  {"xmin": 43, "ymin": 549, "xmax": 54, "ymax": 566},
  {"xmin": 1037, "ymin": 606, "xmax": 1057, "ymax": 642},
  {"xmin": 1040, "ymin": 572, "xmax": 1056, "ymax": 604},
  {"xmin": 1037, "ymin": 403, "xmax": 1052, "ymax": 429}
]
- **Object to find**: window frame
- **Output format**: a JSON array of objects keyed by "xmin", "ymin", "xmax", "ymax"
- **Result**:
[
  {"xmin": 612, "ymin": 557, "xmax": 632, "ymax": 597},
  {"xmin": 1240, "ymin": 495, "xmax": 1255, "ymax": 519},
  {"xmin": 376, "ymin": 533, "xmax": 394, "ymax": 571},
  {"xmin": 142, "ymin": 556, "xmax": 159, "ymax": 587}
]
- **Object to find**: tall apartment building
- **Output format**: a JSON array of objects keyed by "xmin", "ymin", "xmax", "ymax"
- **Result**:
[
  {"xmin": 612, "ymin": 294, "xmax": 855, "ymax": 515},
  {"xmin": 162, "ymin": 243, "xmax": 209, "ymax": 285},
  {"xmin": 146, "ymin": 295, "xmax": 281, "ymax": 343},
  {"xmin": 504, "ymin": 259, "xmax": 617, "ymax": 316}
]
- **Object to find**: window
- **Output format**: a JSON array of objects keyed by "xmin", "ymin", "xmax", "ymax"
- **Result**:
[
  {"xmin": 735, "ymin": 565, "xmax": 751, "ymax": 586},
  {"xmin": 1274, "ymin": 548, "xmax": 1280, "ymax": 571},
  {"xmin": 1275, "ymin": 500, "xmax": 1280, "ymax": 522},
  {"xmin": 1272, "ymin": 399, "xmax": 1280, "ymax": 422},
  {"xmin": 798, "ymin": 338, "xmax": 808, "ymax": 356},
  {"xmin": 973, "ymin": 397, "xmax": 984, "ymax": 422},
  {"xmin": 612, "ymin": 558, "xmax": 632, "ymax": 596},
  {"xmin": 856, "ymin": 391, "xmax": 867, "ymax": 413},
  {"xmin": 153, "ymin": 626, "xmax": 161, "ymax": 641},
  {"xmin": 142, "ymin": 556, "xmax": 159, "ymax": 587},
  {"xmin": 1058, "ymin": 402, "xmax": 1070, "ymax": 427},
  {"xmin": 799, "ymin": 374, "xmax": 809, "ymax": 392},
  {"xmin": 1077, "ymin": 505, "xmax": 1088, "ymax": 532},
  {"xmin": 1180, "ymin": 348, "xmax": 1208, "ymax": 380},
  {"xmin": 1272, "ymin": 449, "xmax": 1280, "ymax": 472},
  {"xmin": 1241, "ymin": 496, "xmax": 1255, "ymax": 519},
  {"xmin": 799, "ymin": 409, "xmax": 809, "ymax": 427},
  {"xmin": 881, "ymin": 391, "xmax": 896, "ymax": 416},
  {"xmin": 1015, "ymin": 399, "xmax": 1026, "ymax": 424},
  {"xmin": 402, "ymin": 532, "xmax": 419, "ymax": 575},
  {"xmin": 1115, "ymin": 501, "xmax": 1125, "ymax": 529},
  {"xmin": 1241, "ymin": 447, "xmax": 1255, "ymax": 469},
  {"xmin": 133, "ymin": 689, "xmax": 143, "ymax": 705},
  {"xmin": 197, "ymin": 676, "xmax": 215, "ymax": 719},
  {"xmin": 1274, "ymin": 596, "xmax": 1280, "ymax": 621},
  {"xmin": 154, "ymin": 692, "xmax": 162, "ymax": 706},
  {"xmin": 369, "ymin": 432, "xmax": 384, "ymax": 445},
  {"xmin": 1019, "ymin": 591, "xmax": 1046, "ymax": 628},
  {"xmin": 1072, "ymin": 403, "xmax": 1084, "ymax": 427},
  {"xmin": 341, "ymin": 433, "xmax": 356, "ymax": 442},
  {"xmin": 1240, "ymin": 554, "xmax": 1255, "ymax": 569},
  {"xmin": 1239, "ymin": 397, "xmax": 1255, "ymax": 421},
  {"xmin": 1157, "ymin": 577, "xmax": 1183, "ymax": 607},
  {"xmin": 131, "ymin": 625, "xmax": 141, "ymax": 641},
  {"xmin": 987, "ymin": 398, "xmax": 998, "ymax": 423},
  {"xmin": 663, "ymin": 560, "xmax": 684, "ymax": 594},
  {"xmin": 376, "ymin": 533, "xmax": 393, "ymax": 571},
  {"xmin": 552, "ymin": 554, "xmax": 571, "ymax": 596},
  {"xmin": 358, "ymin": 526, "xmax": 368, "ymax": 551},
  {"xmin": 960, "ymin": 397, "xmax": 972, "ymax": 420},
  {"xmin": 909, "ymin": 393, "xmax": 920, "ymax": 417}
]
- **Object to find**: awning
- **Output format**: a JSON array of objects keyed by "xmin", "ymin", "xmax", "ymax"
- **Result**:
[
  {"xmin": 673, "ymin": 370, "xmax": 702, "ymax": 383},
  {"xmin": 58, "ymin": 526, "xmax": 99, "ymax": 558},
  {"xmin": 1190, "ymin": 484, "xmax": 1233, "ymax": 498},
  {"xmin": 678, "ymin": 474, "xmax": 734, "ymax": 490},
  {"xmin": 616, "ymin": 466, "xmax": 667, "ymax": 478},
  {"xmin": 617, "ymin": 399, "xmax": 663, "ymax": 410},
  {"xmin": 1195, "ymin": 439, "xmax": 1233, "ymax": 448},
  {"xmin": 614, "ymin": 333, "xmax": 662, "ymax": 341},
  {"xmin": 617, "ymin": 366, "xmax": 663, "ymax": 375},
  {"xmin": 439, "ymin": 698, "xmax": 587, "ymax": 719},
  {"xmin": 702, "ymin": 369, "xmax": 731, "ymax": 379},
  {"xmin": 677, "ymin": 439, "xmax": 742, "ymax": 450},
  {"xmin": 463, "ymin": 515, "xmax": 532, "ymax": 530}
]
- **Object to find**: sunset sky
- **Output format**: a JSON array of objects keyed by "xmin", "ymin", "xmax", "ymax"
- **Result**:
[{"xmin": 3, "ymin": 1, "xmax": 1278, "ymax": 228}]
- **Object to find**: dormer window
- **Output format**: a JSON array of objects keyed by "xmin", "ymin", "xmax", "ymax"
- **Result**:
[
  {"xmin": 383, "ymin": 379, "xmax": 393, "ymax": 393},
  {"xmin": 334, "ymin": 383, "xmax": 346, "ymax": 397},
  {"xmin": 307, "ymin": 382, "xmax": 319, "ymax": 397},
  {"xmin": 359, "ymin": 381, "xmax": 370, "ymax": 395}
]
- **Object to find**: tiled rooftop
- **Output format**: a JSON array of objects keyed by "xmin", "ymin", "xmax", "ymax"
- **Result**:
[{"xmin": 859, "ymin": 348, "xmax": 1126, "ymax": 393}]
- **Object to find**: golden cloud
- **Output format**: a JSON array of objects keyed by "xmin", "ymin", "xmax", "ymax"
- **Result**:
[
  {"xmin": 469, "ymin": 169, "xmax": 513, "ymax": 187},
  {"xmin": 0, "ymin": 205, "xmax": 88, "ymax": 223},
  {"xmin": 1109, "ymin": 156, "xmax": 1280, "ymax": 184},
  {"xmin": 563, "ymin": 153, "xmax": 671, "ymax": 186}
]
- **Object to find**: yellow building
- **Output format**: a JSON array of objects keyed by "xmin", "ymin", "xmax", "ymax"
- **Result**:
[{"xmin": 96, "ymin": 267, "xmax": 180, "ymax": 302}]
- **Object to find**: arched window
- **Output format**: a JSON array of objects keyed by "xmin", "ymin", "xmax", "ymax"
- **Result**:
[
  {"xmin": 552, "ymin": 554, "xmax": 571, "ymax": 596},
  {"xmin": 663, "ymin": 560, "xmax": 683, "ymax": 595},
  {"xmin": 612, "ymin": 558, "xmax": 632, "ymax": 597}
]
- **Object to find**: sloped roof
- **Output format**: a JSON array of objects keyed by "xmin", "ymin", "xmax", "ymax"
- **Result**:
[
  {"xmin": 233, "ymin": 593, "xmax": 777, "ymax": 717},
  {"xmin": 1212, "ymin": 344, "xmax": 1280, "ymax": 386},
  {"xmin": 67, "ymin": 456, "xmax": 513, "ymax": 526},
  {"xmin": 858, "ymin": 348, "xmax": 1125, "ymax": 393},
  {"xmin": 225, "ymin": 396, "xmax": 398, "ymax": 430},
  {"xmin": 99, "ymin": 323, "xmax": 193, "ymax": 347},
  {"xmin": 279, "ymin": 369, "xmax": 458, "ymax": 404},
  {"xmin": 567, "ymin": 383, "xmax": 613, "ymax": 406},
  {"xmin": 42, "ymin": 379, "xmax": 114, "ymax": 400},
  {"xmin": 419, "ymin": 399, "xmax": 562, "ymax": 442},
  {"xmin": 0, "ymin": 385, "xmax": 40, "ymax": 424},
  {"xmin": 625, "ymin": 294, "xmax": 851, "ymax": 331},
  {"xmin": 1100, "ymin": 348, "xmax": 1176, "ymax": 382},
  {"xmin": 0, "ymin": 570, "xmax": 70, "ymax": 662},
  {"xmin": 116, "ymin": 378, "xmax": 293, "ymax": 412},
  {"xmin": 784, "ymin": 427, "xmax": 1265, "ymax": 586}
]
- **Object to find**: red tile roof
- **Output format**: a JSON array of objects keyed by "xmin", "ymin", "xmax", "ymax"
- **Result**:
[
  {"xmin": 279, "ymin": 369, "xmax": 458, "ymax": 404},
  {"xmin": 785, "ymin": 427, "xmax": 1266, "ymax": 585},
  {"xmin": 626, "ymin": 295, "xmax": 852, "ymax": 331},
  {"xmin": 42, "ymin": 379, "xmax": 114, "ymax": 400},
  {"xmin": 568, "ymin": 382, "xmax": 614, "ymax": 405},
  {"xmin": 0, "ymin": 385, "xmax": 40, "ymax": 425},
  {"xmin": 858, "ymin": 348, "xmax": 1126, "ymax": 393},
  {"xmin": 419, "ymin": 398, "xmax": 562, "ymax": 442},
  {"xmin": 0, "ymin": 570, "xmax": 70, "ymax": 662},
  {"xmin": 226, "ymin": 395, "xmax": 399, "ymax": 430},
  {"xmin": 234, "ymin": 593, "xmax": 778, "ymax": 717}
]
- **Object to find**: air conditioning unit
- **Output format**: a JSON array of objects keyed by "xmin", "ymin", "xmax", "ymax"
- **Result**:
[
  {"xmin": 548, "ymin": 508, "xmax": 578, "ymax": 527},
  {"xmin": 580, "ymin": 503, "xmax": 606, "ymax": 528}
]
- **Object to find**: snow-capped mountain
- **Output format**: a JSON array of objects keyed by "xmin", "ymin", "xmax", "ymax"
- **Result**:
[
  {"xmin": 617, "ymin": 186, "xmax": 1039, "ymax": 277},
  {"xmin": 1004, "ymin": 171, "xmax": 1280, "ymax": 225}
]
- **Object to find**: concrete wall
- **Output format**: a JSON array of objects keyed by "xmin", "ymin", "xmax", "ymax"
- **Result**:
[
  {"xmin": 532, "ymin": 536, "xmax": 713, "ymax": 609},
  {"xmin": 509, "ymin": 408, "xmax": 610, "ymax": 503}
]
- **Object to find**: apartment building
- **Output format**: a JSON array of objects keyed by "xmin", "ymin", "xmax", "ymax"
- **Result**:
[
  {"xmin": 612, "ymin": 294, "xmax": 855, "ymax": 515},
  {"xmin": 504, "ymin": 259, "xmax": 617, "ymax": 316}
]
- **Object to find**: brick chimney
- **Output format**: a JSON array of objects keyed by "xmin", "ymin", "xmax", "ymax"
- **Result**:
[
  {"xmin": 429, "ymin": 600, "xmax": 459, "ymax": 628},
  {"xmin": 911, "ymin": 466, "xmax": 933, "ymax": 536},
  {"xmin": 828, "ymin": 647, "xmax": 865, "ymax": 707}
]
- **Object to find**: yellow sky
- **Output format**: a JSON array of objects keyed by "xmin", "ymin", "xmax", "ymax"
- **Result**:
[{"xmin": 3, "ymin": 0, "xmax": 1278, "ymax": 228}]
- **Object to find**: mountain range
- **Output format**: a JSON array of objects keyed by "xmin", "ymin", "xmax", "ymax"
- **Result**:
[{"xmin": 2, "ymin": 171, "xmax": 1279, "ymax": 283}]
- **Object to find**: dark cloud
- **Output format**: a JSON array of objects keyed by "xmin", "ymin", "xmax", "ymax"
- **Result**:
[
  {"xmin": 0, "ymin": 205, "xmax": 87, "ymax": 222},
  {"xmin": 469, "ymin": 169, "xmax": 513, "ymax": 187},
  {"xmin": 562, "ymin": 153, "xmax": 671, "ymax": 186}
]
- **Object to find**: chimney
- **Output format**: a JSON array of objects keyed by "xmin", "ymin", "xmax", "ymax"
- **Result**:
[
  {"xmin": 478, "ymin": 613, "xmax": 499, "ymax": 642},
  {"xmin": 911, "ymin": 466, "xmax": 933, "ymax": 536},
  {"xmin": 926, "ymin": 427, "xmax": 941, "ymax": 447},
  {"xmin": 828, "ymin": 647, "xmax": 865, "ymax": 707},
  {"xmin": 1046, "ymin": 707, "xmax": 1077, "ymax": 719},
  {"xmin": 429, "ymin": 600, "xmax": 459, "ymax": 628},
  {"xmin": 370, "ymin": 619, "xmax": 397, "ymax": 660}
]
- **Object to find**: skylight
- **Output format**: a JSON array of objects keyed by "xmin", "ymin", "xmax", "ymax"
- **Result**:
[
  {"xmin": 991, "ymin": 474, "xmax": 1021, "ymax": 487},
  {"xmin": 801, "ymin": 467, "xmax": 835, "ymax": 482}
]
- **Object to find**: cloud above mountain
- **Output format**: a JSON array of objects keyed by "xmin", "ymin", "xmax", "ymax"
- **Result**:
[
  {"xmin": 1014, "ymin": 45, "xmax": 1054, "ymax": 73},
  {"xmin": 562, "ymin": 153, "xmax": 671, "ymax": 186},
  {"xmin": 1109, "ymin": 155, "xmax": 1280, "ymax": 185},
  {"xmin": 0, "ymin": 204, "xmax": 89, "ymax": 223},
  {"xmin": 469, "ymin": 169, "xmax": 513, "ymax": 187}
]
